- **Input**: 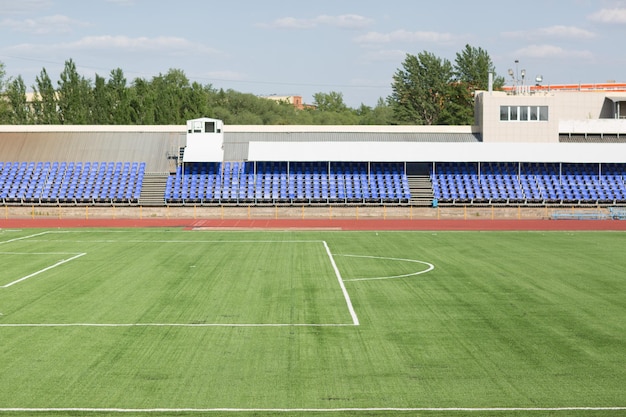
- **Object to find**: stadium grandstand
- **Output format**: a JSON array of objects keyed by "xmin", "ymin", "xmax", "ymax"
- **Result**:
[{"xmin": 1, "ymin": 81, "xmax": 626, "ymax": 210}]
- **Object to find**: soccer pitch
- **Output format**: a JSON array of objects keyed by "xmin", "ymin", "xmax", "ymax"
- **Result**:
[{"xmin": 0, "ymin": 228, "xmax": 625, "ymax": 417}]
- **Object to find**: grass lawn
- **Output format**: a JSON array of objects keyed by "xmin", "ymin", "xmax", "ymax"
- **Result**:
[{"xmin": 0, "ymin": 228, "xmax": 624, "ymax": 417}]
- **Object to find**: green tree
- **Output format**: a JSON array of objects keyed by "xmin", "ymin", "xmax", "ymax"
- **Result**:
[
  {"xmin": 437, "ymin": 81, "xmax": 473, "ymax": 125},
  {"xmin": 356, "ymin": 98, "xmax": 394, "ymax": 125},
  {"xmin": 310, "ymin": 91, "xmax": 359, "ymax": 124},
  {"xmin": 57, "ymin": 59, "xmax": 93, "ymax": 124},
  {"xmin": 181, "ymin": 81, "xmax": 212, "ymax": 121},
  {"xmin": 389, "ymin": 45, "xmax": 504, "ymax": 125},
  {"xmin": 128, "ymin": 77, "xmax": 157, "ymax": 124},
  {"xmin": 0, "ymin": 57, "xmax": 457, "ymax": 125},
  {"xmin": 107, "ymin": 68, "xmax": 132, "ymax": 124},
  {"xmin": 32, "ymin": 68, "xmax": 60, "ymax": 124},
  {"xmin": 0, "ymin": 61, "xmax": 8, "ymax": 123},
  {"xmin": 150, "ymin": 68, "xmax": 192, "ymax": 124},
  {"xmin": 389, "ymin": 52, "xmax": 454, "ymax": 125},
  {"xmin": 91, "ymin": 74, "xmax": 110, "ymax": 124},
  {"xmin": 450, "ymin": 44, "xmax": 505, "ymax": 124},
  {"xmin": 215, "ymin": 90, "xmax": 264, "ymax": 124},
  {"xmin": 313, "ymin": 91, "xmax": 348, "ymax": 113},
  {"xmin": 454, "ymin": 44, "xmax": 504, "ymax": 91},
  {"xmin": 5, "ymin": 76, "xmax": 31, "ymax": 124}
]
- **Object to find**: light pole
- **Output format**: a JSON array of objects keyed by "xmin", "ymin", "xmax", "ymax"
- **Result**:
[{"xmin": 507, "ymin": 60, "xmax": 526, "ymax": 94}]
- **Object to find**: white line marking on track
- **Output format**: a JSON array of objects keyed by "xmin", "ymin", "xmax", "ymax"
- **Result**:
[
  {"xmin": 338, "ymin": 254, "xmax": 435, "ymax": 282},
  {"xmin": 1, "ymin": 252, "xmax": 86, "ymax": 288},
  {"xmin": 323, "ymin": 241, "xmax": 359, "ymax": 326},
  {"xmin": 0, "ymin": 407, "xmax": 624, "ymax": 413}
]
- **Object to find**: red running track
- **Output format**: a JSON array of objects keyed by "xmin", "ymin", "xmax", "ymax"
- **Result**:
[{"xmin": 2, "ymin": 218, "xmax": 626, "ymax": 231}]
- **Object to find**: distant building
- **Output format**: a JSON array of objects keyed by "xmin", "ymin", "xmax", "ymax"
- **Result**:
[{"xmin": 260, "ymin": 95, "xmax": 304, "ymax": 110}]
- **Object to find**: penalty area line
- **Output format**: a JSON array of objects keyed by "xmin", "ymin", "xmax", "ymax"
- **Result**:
[
  {"xmin": 1, "ymin": 252, "xmax": 86, "ymax": 288},
  {"xmin": 323, "ymin": 241, "xmax": 359, "ymax": 326},
  {"xmin": 0, "ymin": 231, "xmax": 53, "ymax": 245}
]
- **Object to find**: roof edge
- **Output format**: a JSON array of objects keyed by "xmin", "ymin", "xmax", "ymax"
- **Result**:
[
  {"xmin": 0, "ymin": 124, "xmax": 479, "ymax": 134},
  {"xmin": 224, "ymin": 125, "xmax": 479, "ymax": 134},
  {"xmin": 0, "ymin": 125, "xmax": 185, "ymax": 133}
]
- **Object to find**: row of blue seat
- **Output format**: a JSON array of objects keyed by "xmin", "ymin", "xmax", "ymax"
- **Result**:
[
  {"xmin": 1, "ymin": 161, "xmax": 145, "ymax": 203},
  {"xmin": 5, "ymin": 160, "xmax": 626, "ymax": 206},
  {"xmin": 166, "ymin": 162, "xmax": 410, "ymax": 203},
  {"xmin": 433, "ymin": 162, "xmax": 626, "ymax": 203}
]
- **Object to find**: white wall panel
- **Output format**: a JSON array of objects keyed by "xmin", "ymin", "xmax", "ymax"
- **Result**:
[{"xmin": 249, "ymin": 141, "xmax": 626, "ymax": 163}]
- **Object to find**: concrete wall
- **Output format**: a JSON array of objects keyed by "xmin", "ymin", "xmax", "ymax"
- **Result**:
[{"xmin": 478, "ymin": 91, "xmax": 558, "ymax": 143}]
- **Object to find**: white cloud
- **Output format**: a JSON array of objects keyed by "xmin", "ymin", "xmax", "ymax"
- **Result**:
[
  {"xmin": 263, "ymin": 17, "xmax": 316, "ymax": 30},
  {"xmin": 354, "ymin": 30, "xmax": 457, "ymax": 45},
  {"xmin": 513, "ymin": 44, "xmax": 593, "ymax": 59},
  {"xmin": 588, "ymin": 8, "xmax": 626, "ymax": 23},
  {"xmin": 314, "ymin": 14, "xmax": 374, "ymax": 29},
  {"xmin": 105, "ymin": 0, "xmax": 136, "ymax": 5},
  {"xmin": 0, "ymin": 0, "xmax": 52, "ymax": 15},
  {"xmin": 361, "ymin": 49, "xmax": 406, "ymax": 62},
  {"xmin": 7, "ymin": 35, "xmax": 220, "ymax": 56},
  {"xmin": 73, "ymin": 36, "xmax": 214, "ymax": 54},
  {"xmin": 503, "ymin": 25, "xmax": 597, "ymax": 40},
  {"xmin": 258, "ymin": 14, "xmax": 373, "ymax": 30},
  {"xmin": 0, "ymin": 14, "xmax": 88, "ymax": 35}
]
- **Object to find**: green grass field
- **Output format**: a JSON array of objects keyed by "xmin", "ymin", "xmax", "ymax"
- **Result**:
[{"xmin": 0, "ymin": 228, "xmax": 625, "ymax": 417}]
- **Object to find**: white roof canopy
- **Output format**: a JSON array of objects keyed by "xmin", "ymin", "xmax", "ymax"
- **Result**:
[{"xmin": 249, "ymin": 141, "xmax": 626, "ymax": 163}]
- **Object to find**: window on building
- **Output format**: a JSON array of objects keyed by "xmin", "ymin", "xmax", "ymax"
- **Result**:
[
  {"xmin": 500, "ymin": 106, "xmax": 509, "ymax": 121},
  {"xmin": 500, "ymin": 105, "xmax": 548, "ymax": 122},
  {"xmin": 520, "ymin": 106, "xmax": 528, "ymax": 121}
]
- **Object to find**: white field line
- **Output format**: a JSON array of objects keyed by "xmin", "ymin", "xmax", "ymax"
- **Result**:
[
  {"xmin": 323, "ymin": 241, "xmax": 359, "ymax": 326},
  {"xmin": 338, "ymin": 254, "xmax": 435, "ymax": 282},
  {"xmin": 0, "ymin": 231, "xmax": 52, "ymax": 245},
  {"xmin": 0, "ymin": 407, "xmax": 624, "ymax": 413},
  {"xmin": 0, "ymin": 323, "xmax": 355, "ymax": 328},
  {"xmin": 21, "ymin": 239, "xmax": 325, "ymax": 244},
  {"xmin": 1, "ymin": 252, "xmax": 86, "ymax": 288},
  {"xmin": 0, "ymin": 252, "xmax": 83, "ymax": 255}
]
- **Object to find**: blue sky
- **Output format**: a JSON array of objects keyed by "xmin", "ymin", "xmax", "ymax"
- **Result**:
[{"xmin": 1, "ymin": 0, "xmax": 625, "ymax": 108}]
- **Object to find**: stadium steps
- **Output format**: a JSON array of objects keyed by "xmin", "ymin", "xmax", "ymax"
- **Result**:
[
  {"xmin": 407, "ymin": 174, "xmax": 434, "ymax": 206},
  {"xmin": 138, "ymin": 172, "xmax": 169, "ymax": 206}
]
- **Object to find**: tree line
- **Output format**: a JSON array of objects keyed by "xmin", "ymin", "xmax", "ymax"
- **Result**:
[{"xmin": 0, "ymin": 45, "xmax": 504, "ymax": 126}]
